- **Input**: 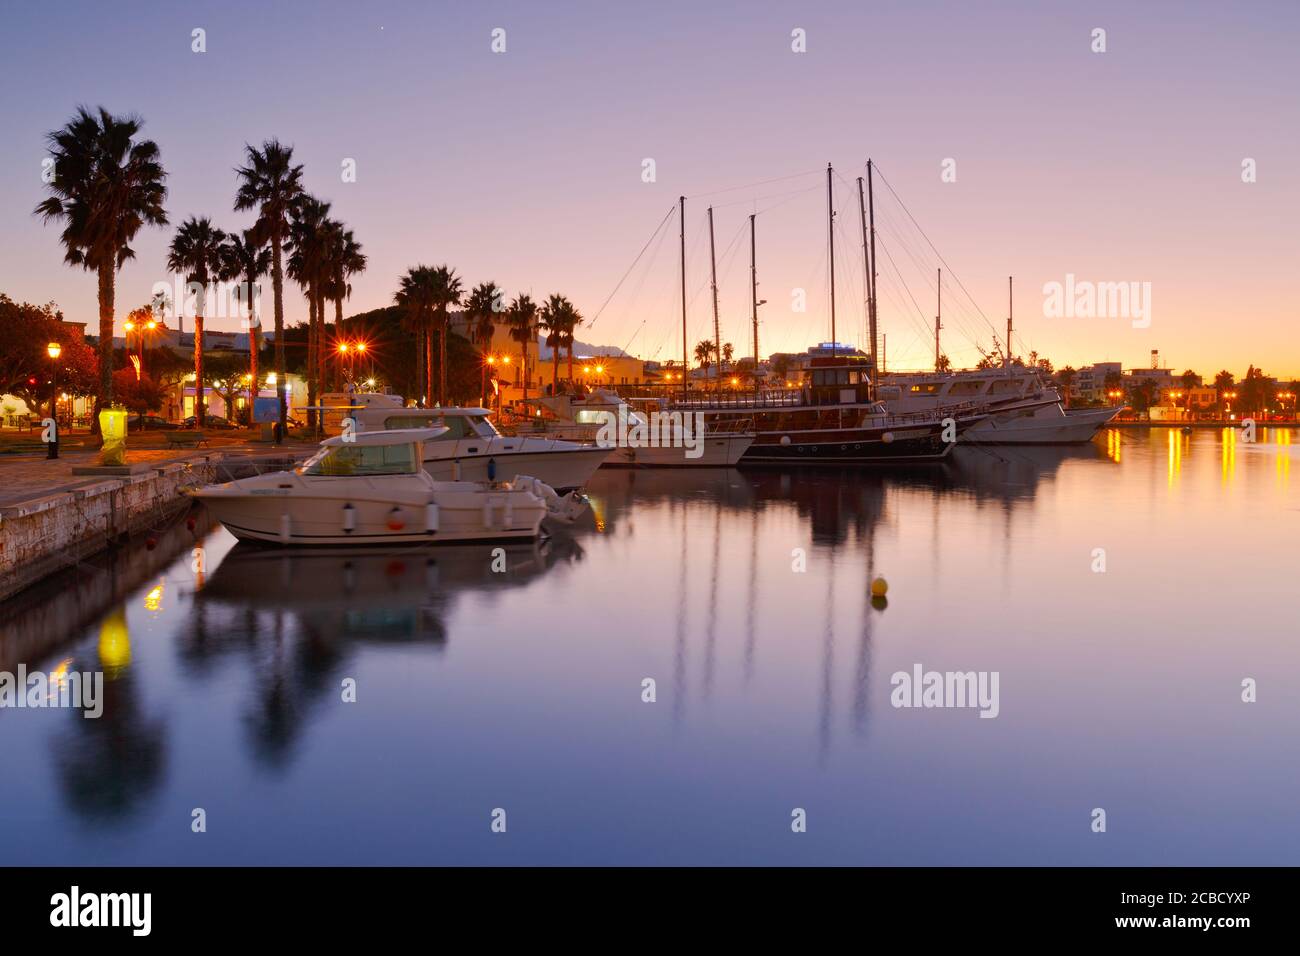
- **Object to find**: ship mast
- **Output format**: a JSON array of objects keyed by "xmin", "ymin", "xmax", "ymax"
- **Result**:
[
  {"xmin": 827, "ymin": 163, "xmax": 836, "ymax": 357},
  {"xmin": 857, "ymin": 173, "xmax": 875, "ymax": 398},
  {"xmin": 679, "ymin": 195, "xmax": 687, "ymax": 400},
  {"xmin": 935, "ymin": 268, "xmax": 943, "ymax": 372},
  {"xmin": 865, "ymin": 161, "xmax": 880, "ymax": 399},
  {"xmin": 708, "ymin": 205, "xmax": 721, "ymax": 391},
  {"xmin": 750, "ymin": 214, "xmax": 759, "ymax": 370},
  {"xmin": 1005, "ymin": 275, "xmax": 1013, "ymax": 377}
]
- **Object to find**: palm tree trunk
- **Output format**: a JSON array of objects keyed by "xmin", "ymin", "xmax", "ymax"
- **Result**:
[
  {"xmin": 335, "ymin": 293, "xmax": 345, "ymax": 389},
  {"xmin": 306, "ymin": 286, "xmax": 317, "ymax": 430},
  {"xmin": 95, "ymin": 262, "xmax": 114, "ymax": 437},
  {"xmin": 194, "ymin": 312, "xmax": 205, "ymax": 427},
  {"xmin": 272, "ymin": 233, "xmax": 287, "ymax": 438},
  {"xmin": 439, "ymin": 312, "xmax": 448, "ymax": 406},
  {"xmin": 247, "ymin": 270, "xmax": 259, "ymax": 427},
  {"xmin": 318, "ymin": 292, "xmax": 328, "ymax": 392},
  {"xmin": 521, "ymin": 342, "xmax": 528, "ymax": 404},
  {"xmin": 425, "ymin": 322, "xmax": 434, "ymax": 406},
  {"xmin": 552, "ymin": 345, "xmax": 559, "ymax": 394},
  {"xmin": 567, "ymin": 343, "xmax": 574, "ymax": 385}
]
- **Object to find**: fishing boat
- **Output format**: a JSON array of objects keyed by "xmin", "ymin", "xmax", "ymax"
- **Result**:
[
  {"xmin": 513, "ymin": 389, "xmax": 755, "ymax": 466},
  {"xmin": 315, "ymin": 392, "xmax": 611, "ymax": 491},
  {"xmin": 190, "ymin": 428, "xmax": 578, "ymax": 545}
]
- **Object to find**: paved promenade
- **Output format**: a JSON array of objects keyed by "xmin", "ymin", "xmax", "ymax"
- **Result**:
[{"xmin": 0, "ymin": 433, "xmax": 316, "ymax": 507}]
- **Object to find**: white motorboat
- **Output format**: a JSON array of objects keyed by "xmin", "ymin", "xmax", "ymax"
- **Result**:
[
  {"xmin": 877, "ymin": 368, "xmax": 1115, "ymax": 444},
  {"xmin": 516, "ymin": 389, "xmax": 755, "ymax": 467},
  {"xmin": 317, "ymin": 392, "xmax": 610, "ymax": 491},
  {"xmin": 190, "ymin": 428, "xmax": 567, "ymax": 545}
]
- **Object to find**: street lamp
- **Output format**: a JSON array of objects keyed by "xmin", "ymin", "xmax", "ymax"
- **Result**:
[{"xmin": 46, "ymin": 342, "xmax": 61, "ymax": 459}]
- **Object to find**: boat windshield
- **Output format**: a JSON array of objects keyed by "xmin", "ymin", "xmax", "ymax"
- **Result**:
[
  {"xmin": 381, "ymin": 413, "xmax": 498, "ymax": 440},
  {"xmin": 299, "ymin": 442, "xmax": 418, "ymax": 476}
]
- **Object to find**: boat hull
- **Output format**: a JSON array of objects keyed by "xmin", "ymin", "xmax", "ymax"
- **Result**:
[
  {"xmin": 964, "ymin": 404, "xmax": 1120, "ymax": 444},
  {"xmin": 423, "ymin": 443, "xmax": 610, "ymax": 491},
  {"xmin": 741, "ymin": 424, "xmax": 955, "ymax": 463},
  {"xmin": 598, "ymin": 434, "xmax": 754, "ymax": 467},
  {"xmin": 194, "ymin": 485, "xmax": 546, "ymax": 546}
]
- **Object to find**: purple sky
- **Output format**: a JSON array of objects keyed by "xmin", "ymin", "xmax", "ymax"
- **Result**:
[{"xmin": 2, "ymin": 0, "xmax": 1296, "ymax": 376}]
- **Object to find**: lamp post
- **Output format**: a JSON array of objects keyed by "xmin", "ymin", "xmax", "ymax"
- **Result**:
[{"xmin": 46, "ymin": 341, "xmax": 61, "ymax": 459}]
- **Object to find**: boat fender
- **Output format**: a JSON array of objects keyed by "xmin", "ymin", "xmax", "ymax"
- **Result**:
[
  {"xmin": 342, "ymin": 503, "xmax": 356, "ymax": 533},
  {"xmin": 780, "ymin": 435, "xmax": 791, "ymax": 445},
  {"xmin": 387, "ymin": 506, "xmax": 406, "ymax": 531},
  {"xmin": 487, "ymin": 456, "xmax": 497, "ymax": 481},
  {"xmin": 425, "ymin": 502, "xmax": 439, "ymax": 533},
  {"xmin": 881, "ymin": 432, "xmax": 895, "ymax": 443}
]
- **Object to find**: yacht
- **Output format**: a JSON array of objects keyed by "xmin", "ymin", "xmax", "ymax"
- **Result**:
[
  {"xmin": 877, "ymin": 368, "xmax": 1121, "ymax": 444},
  {"xmin": 514, "ymin": 389, "xmax": 755, "ymax": 466},
  {"xmin": 318, "ymin": 392, "xmax": 611, "ymax": 491},
  {"xmin": 190, "ymin": 428, "xmax": 565, "ymax": 545},
  {"xmin": 671, "ymin": 354, "xmax": 988, "ymax": 463}
]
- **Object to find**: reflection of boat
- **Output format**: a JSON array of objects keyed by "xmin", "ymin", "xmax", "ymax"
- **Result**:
[
  {"xmin": 513, "ymin": 389, "xmax": 755, "ymax": 467},
  {"xmin": 318, "ymin": 392, "xmax": 611, "ymax": 491},
  {"xmin": 191, "ymin": 428, "xmax": 553, "ymax": 545}
]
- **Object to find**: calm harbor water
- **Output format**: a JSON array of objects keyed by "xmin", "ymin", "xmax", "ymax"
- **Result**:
[{"xmin": 2, "ymin": 427, "xmax": 1297, "ymax": 865}]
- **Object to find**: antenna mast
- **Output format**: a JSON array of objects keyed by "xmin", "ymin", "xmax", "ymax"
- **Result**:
[
  {"xmin": 827, "ymin": 163, "xmax": 836, "ymax": 357},
  {"xmin": 679, "ymin": 196, "xmax": 687, "ymax": 400},
  {"xmin": 708, "ymin": 205, "xmax": 721, "ymax": 390}
]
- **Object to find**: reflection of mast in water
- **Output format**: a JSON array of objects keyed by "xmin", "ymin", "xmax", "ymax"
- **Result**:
[
  {"xmin": 672, "ymin": 501, "xmax": 689, "ymax": 726},
  {"xmin": 852, "ymin": 504, "xmax": 877, "ymax": 738},
  {"xmin": 743, "ymin": 506, "xmax": 759, "ymax": 684},
  {"xmin": 702, "ymin": 502, "xmax": 721, "ymax": 701},
  {"xmin": 818, "ymin": 567, "xmax": 836, "ymax": 761}
]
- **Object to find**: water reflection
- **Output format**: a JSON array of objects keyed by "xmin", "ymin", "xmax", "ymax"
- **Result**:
[
  {"xmin": 183, "ymin": 538, "xmax": 584, "ymax": 768},
  {"xmin": 52, "ymin": 604, "xmax": 166, "ymax": 825}
]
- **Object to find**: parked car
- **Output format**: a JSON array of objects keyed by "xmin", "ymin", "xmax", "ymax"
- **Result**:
[
  {"xmin": 182, "ymin": 414, "xmax": 237, "ymax": 430},
  {"xmin": 127, "ymin": 414, "xmax": 180, "ymax": 431}
]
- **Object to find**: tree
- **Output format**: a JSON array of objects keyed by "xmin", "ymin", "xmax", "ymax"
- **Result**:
[
  {"xmin": 506, "ymin": 294, "xmax": 539, "ymax": 404},
  {"xmin": 1180, "ymin": 369, "xmax": 1200, "ymax": 390},
  {"xmin": 394, "ymin": 265, "xmax": 438, "ymax": 406},
  {"xmin": 286, "ymin": 195, "xmax": 332, "ymax": 423},
  {"xmin": 936, "ymin": 353, "xmax": 952, "ymax": 373},
  {"xmin": 204, "ymin": 352, "xmax": 250, "ymax": 423},
  {"xmin": 35, "ymin": 106, "xmax": 168, "ymax": 426},
  {"xmin": 694, "ymin": 340, "xmax": 717, "ymax": 379},
  {"xmin": 234, "ymin": 140, "xmax": 305, "ymax": 436},
  {"xmin": 1055, "ymin": 365, "xmax": 1077, "ymax": 404},
  {"xmin": 322, "ymin": 222, "xmax": 366, "ymax": 389},
  {"xmin": 1238, "ymin": 365, "xmax": 1274, "ymax": 416},
  {"xmin": 1213, "ymin": 369, "xmax": 1236, "ymax": 411},
  {"xmin": 425, "ymin": 265, "xmax": 463, "ymax": 405},
  {"xmin": 0, "ymin": 294, "xmax": 98, "ymax": 413},
  {"xmin": 540, "ymin": 294, "xmax": 579, "ymax": 395},
  {"xmin": 465, "ymin": 281, "xmax": 503, "ymax": 406},
  {"xmin": 218, "ymin": 229, "xmax": 272, "ymax": 413},
  {"xmin": 112, "ymin": 368, "xmax": 164, "ymax": 415},
  {"xmin": 167, "ymin": 216, "xmax": 227, "ymax": 427}
]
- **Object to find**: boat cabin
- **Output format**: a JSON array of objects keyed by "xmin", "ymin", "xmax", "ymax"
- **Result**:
[{"xmin": 804, "ymin": 354, "xmax": 875, "ymax": 405}]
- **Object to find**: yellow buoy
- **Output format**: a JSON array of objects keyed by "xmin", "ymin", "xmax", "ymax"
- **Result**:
[{"xmin": 870, "ymin": 576, "xmax": 888, "ymax": 597}]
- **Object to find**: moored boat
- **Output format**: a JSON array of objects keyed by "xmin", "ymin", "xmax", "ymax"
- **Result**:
[{"xmin": 189, "ymin": 428, "xmax": 569, "ymax": 545}]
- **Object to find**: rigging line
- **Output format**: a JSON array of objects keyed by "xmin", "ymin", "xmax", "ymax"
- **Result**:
[
  {"xmin": 870, "ymin": 162, "xmax": 1000, "ymax": 338},
  {"xmin": 587, "ymin": 203, "xmax": 676, "ymax": 329},
  {"xmin": 707, "ymin": 181, "xmax": 824, "ymax": 212},
  {"xmin": 600, "ymin": 210, "xmax": 676, "ymax": 350},
  {"xmin": 875, "ymin": 234, "xmax": 938, "ymax": 341},
  {"xmin": 686, "ymin": 167, "xmax": 822, "ymax": 201}
]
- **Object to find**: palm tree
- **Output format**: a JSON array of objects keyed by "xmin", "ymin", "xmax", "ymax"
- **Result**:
[
  {"xmin": 694, "ymin": 340, "xmax": 717, "ymax": 380},
  {"xmin": 323, "ymin": 224, "xmax": 366, "ymax": 389},
  {"xmin": 35, "ymin": 107, "xmax": 168, "ymax": 432},
  {"xmin": 286, "ymin": 196, "xmax": 332, "ymax": 421},
  {"xmin": 506, "ymin": 294, "xmax": 539, "ymax": 405},
  {"xmin": 218, "ymin": 229, "xmax": 271, "ymax": 421},
  {"xmin": 424, "ymin": 265, "xmax": 463, "ymax": 405},
  {"xmin": 234, "ymin": 140, "xmax": 305, "ymax": 436},
  {"xmin": 541, "ymin": 294, "xmax": 582, "ymax": 395},
  {"xmin": 465, "ymin": 282, "xmax": 503, "ymax": 407},
  {"xmin": 395, "ymin": 266, "xmax": 437, "ymax": 405},
  {"xmin": 167, "ymin": 217, "xmax": 227, "ymax": 427}
]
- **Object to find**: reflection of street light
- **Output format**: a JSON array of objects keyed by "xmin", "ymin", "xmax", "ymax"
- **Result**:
[{"xmin": 46, "ymin": 342, "xmax": 62, "ymax": 458}]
